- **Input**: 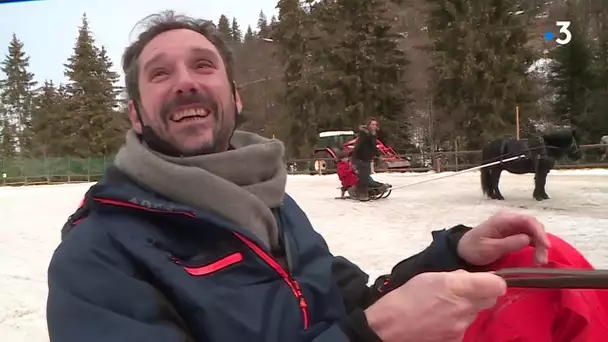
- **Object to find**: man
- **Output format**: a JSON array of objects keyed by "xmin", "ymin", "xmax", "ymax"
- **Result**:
[
  {"xmin": 352, "ymin": 119, "xmax": 379, "ymax": 201},
  {"xmin": 47, "ymin": 11, "xmax": 551, "ymax": 342}
]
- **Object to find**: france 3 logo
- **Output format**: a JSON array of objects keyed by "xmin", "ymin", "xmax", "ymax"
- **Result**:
[{"xmin": 544, "ymin": 21, "xmax": 572, "ymax": 45}]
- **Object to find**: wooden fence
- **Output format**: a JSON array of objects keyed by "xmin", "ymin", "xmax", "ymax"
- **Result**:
[{"xmin": 1, "ymin": 144, "xmax": 607, "ymax": 186}]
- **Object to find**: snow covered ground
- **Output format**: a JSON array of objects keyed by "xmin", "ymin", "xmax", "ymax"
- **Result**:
[{"xmin": 1, "ymin": 169, "xmax": 607, "ymax": 341}]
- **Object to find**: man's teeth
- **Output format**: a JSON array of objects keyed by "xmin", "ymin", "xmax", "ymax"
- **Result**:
[{"xmin": 172, "ymin": 108, "xmax": 209, "ymax": 121}]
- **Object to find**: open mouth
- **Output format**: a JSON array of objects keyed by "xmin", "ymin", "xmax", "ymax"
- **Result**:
[{"xmin": 170, "ymin": 108, "xmax": 211, "ymax": 123}]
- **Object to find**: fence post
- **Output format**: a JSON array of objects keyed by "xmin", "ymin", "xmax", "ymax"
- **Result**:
[
  {"xmin": 87, "ymin": 157, "xmax": 91, "ymax": 182},
  {"xmin": 516, "ymin": 106, "xmax": 520, "ymax": 140},
  {"xmin": 21, "ymin": 156, "xmax": 27, "ymax": 185},
  {"xmin": 67, "ymin": 156, "xmax": 71, "ymax": 183},
  {"xmin": 435, "ymin": 156, "xmax": 441, "ymax": 173},
  {"xmin": 455, "ymin": 140, "xmax": 459, "ymax": 171},
  {"xmin": 45, "ymin": 156, "xmax": 50, "ymax": 184}
]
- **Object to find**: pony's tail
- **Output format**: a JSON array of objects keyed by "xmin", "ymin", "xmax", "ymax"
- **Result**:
[{"xmin": 481, "ymin": 167, "xmax": 492, "ymax": 197}]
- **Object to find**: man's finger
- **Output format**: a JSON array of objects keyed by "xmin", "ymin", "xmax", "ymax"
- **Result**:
[
  {"xmin": 473, "ymin": 297, "xmax": 499, "ymax": 311},
  {"xmin": 501, "ymin": 214, "xmax": 550, "ymax": 248},
  {"xmin": 522, "ymin": 216, "xmax": 550, "ymax": 248},
  {"xmin": 534, "ymin": 244, "xmax": 549, "ymax": 265},
  {"xmin": 495, "ymin": 234, "xmax": 530, "ymax": 254},
  {"xmin": 452, "ymin": 272, "xmax": 506, "ymax": 298}
]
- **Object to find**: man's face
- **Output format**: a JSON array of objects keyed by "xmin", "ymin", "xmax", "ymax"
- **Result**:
[
  {"xmin": 368, "ymin": 120, "xmax": 378, "ymax": 133},
  {"xmin": 129, "ymin": 28, "xmax": 241, "ymax": 155}
]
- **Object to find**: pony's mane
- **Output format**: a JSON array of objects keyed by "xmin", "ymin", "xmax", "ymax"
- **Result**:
[{"xmin": 541, "ymin": 129, "xmax": 575, "ymax": 147}]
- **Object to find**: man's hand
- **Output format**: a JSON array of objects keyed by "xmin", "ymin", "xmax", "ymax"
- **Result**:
[
  {"xmin": 458, "ymin": 212, "xmax": 551, "ymax": 266},
  {"xmin": 365, "ymin": 270, "xmax": 506, "ymax": 342}
]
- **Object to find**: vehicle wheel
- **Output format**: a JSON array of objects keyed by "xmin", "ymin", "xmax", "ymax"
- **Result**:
[{"xmin": 313, "ymin": 151, "xmax": 337, "ymax": 175}]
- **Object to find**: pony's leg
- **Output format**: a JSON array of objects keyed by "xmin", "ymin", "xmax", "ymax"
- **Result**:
[
  {"xmin": 539, "ymin": 169, "xmax": 550, "ymax": 199},
  {"xmin": 491, "ymin": 169, "xmax": 505, "ymax": 200},
  {"xmin": 533, "ymin": 168, "xmax": 550, "ymax": 200}
]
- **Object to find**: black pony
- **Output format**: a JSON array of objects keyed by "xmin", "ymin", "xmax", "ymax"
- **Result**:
[{"xmin": 480, "ymin": 130, "xmax": 582, "ymax": 201}]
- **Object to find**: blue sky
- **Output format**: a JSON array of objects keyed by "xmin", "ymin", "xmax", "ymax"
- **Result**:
[{"xmin": 0, "ymin": 0, "xmax": 278, "ymax": 85}]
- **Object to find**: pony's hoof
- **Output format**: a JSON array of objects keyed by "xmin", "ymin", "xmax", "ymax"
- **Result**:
[
  {"xmin": 542, "ymin": 194, "xmax": 550, "ymax": 199},
  {"xmin": 534, "ymin": 195, "xmax": 544, "ymax": 201}
]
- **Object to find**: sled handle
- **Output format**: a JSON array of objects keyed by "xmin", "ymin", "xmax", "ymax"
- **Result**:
[{"xmin": 495, "ymin": 267, "xmax": 608, "ymax": 289}]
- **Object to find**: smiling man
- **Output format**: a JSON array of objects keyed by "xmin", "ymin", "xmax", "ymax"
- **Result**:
[
  {"xmin": 124, "ymin": 16, "xmax": 238, "ymax": 156},
  {"xmin": 47, "ymin": 11, "xmax": 556, "ymax": 342}
]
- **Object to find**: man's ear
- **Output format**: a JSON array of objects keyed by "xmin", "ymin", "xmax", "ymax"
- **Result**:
[
  {"xmin": 233, "ymin": 82, "xmax": 243, "ymax": 115},
  {"xmin": 128, "ymin": 101, "xmax": 143, "ymax": 134}
]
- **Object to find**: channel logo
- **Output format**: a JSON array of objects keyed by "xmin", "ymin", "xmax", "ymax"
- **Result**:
[{"xmin": 544, "ymin": 21, "xmax": 572, "ymax": 45}]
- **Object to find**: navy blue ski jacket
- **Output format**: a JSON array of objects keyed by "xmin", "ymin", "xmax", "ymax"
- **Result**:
[{"xmin": 47, "ymin": 167, "xmax": 471, "ymax": 342}]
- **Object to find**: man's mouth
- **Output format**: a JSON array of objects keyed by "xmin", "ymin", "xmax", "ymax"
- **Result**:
[{"xmin": 170, "ymin": 108, "xmax": 211, "ymax": 123}]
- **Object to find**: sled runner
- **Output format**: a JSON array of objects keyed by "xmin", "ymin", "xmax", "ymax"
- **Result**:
[{"xmin": 335, "ymin": 183, "xmax": 392, "ymax": 201}]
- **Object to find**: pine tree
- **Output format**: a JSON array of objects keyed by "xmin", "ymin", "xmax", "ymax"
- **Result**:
[
  {"xmin": 95, "ymin": 46, "xmax": 129, "ymax": 153},
  {"xmin": 244, "ymin": 26, "xmax": 255, "ymax": 43},
  {"xmin": 426, "ymin": 0, "xmax": 537, "ymax": 149},
  {"xmin": 0, "ymin": 34, "xmax": 37, "ymax": 155},
  {"xmin": 30, "ymin": 80, "xmax": 65, "ymax": 156},
  {"xmin": 231, "ymin": 18, "xmax": 243, "ymax": 43},
  {"xmin": 330, "ymin": 0, "xmax": 412, "ymax": 146},
  {"xmin": 257, "ymin": 10, "xmax": 269, "ymax": 38},
  {"xmin": 0, "ymin": 103, "xmax": 17, "ymax": 158},
  {"xmin": 217, "ymin": 15, "xmax": 231, "ymax": 40},
  {"xmin": 588, "ymin": 1, "xmax": 608, "ymax": 143},
  {"xmin": 549, "ymin": 3, "xmax": 595, "ymax": 136},
  {"xmin": 275, "ymin": 0, "xmax": 319, "ymax": 156},
  {"xmin": 63, "ymin": 14, "xmax": 125, "ymax": 157}
]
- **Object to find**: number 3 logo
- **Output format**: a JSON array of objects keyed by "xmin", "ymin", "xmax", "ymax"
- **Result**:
[{"xmin": 556, "ymin": 21, "xmax": 572, "ymax": 45}]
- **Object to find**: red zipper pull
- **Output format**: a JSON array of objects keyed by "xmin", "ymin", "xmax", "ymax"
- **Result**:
[
  {"xmin": 292, "ymin": 280, "xmax": 309, "ymax": 328},
  {"xmin": 293, "ymin": 280, "xmax": 303, "ymax": 296}
]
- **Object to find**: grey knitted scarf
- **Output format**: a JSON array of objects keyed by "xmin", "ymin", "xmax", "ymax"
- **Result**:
[{"xmin": 114, "ymin": 129, "xmax": 287, "ymax": 251}]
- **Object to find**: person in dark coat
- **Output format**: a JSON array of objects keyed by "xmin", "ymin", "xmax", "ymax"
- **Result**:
[
  {"xmin": 47, "ymin": 11, "xmax": 553, "ymax": 342},
  {"xmin": 351, "ymin": 120, "xmax": 379, "ymax": 201}
]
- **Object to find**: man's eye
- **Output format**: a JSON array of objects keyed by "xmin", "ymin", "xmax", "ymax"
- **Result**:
[
  {"xmin": 151, "ymin": 69, "xmax": 169, "ymax": 78},
  {"xmin": 196, "ymin": 60, "xmax": 214, "ymax": 69}
]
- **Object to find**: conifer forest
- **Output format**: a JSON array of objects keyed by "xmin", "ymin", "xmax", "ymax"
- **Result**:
[{"xmin": 0, "ymin": 0, "xmax": 607, "ymax": 179}]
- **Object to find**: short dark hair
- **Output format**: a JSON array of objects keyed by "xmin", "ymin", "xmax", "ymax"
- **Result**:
[{"xmin": 122, "ymin": 11, "xmax": 235, "ymax": 102}]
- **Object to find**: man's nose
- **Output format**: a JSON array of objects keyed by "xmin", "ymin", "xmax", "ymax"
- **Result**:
[{"xmin": 174, "ymin": 66, "xmax": 198, "ymax": 94}]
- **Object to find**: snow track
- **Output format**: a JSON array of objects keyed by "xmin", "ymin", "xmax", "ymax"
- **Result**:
[{"xmin": 1, "ymin": 170, "xmax": 607, "ymax": 341}]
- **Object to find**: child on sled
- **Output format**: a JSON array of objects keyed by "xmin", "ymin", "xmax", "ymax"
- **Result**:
[
  {"xmin": 336, "ymin": 151, "xmax": 387, "ymax": 199},
  {"xmin": 336, "ymin": 152, "xmax": 357, "ymax": 198}
]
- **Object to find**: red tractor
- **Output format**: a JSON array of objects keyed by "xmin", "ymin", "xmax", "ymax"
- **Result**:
[{"xmin": 311, "ymin": 130, "xmax": 410, "ymax": 174}]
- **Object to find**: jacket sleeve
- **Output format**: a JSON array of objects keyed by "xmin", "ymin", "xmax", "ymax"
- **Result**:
[
  {"xmin": 47, "ymin": 226, "xmax": 194, "ymax": 342},
  {"xmin": 330, "ymin": 225, "xmax": 473, "ymax": 342}
]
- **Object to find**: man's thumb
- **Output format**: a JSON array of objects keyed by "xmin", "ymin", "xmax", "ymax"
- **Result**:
[{"xmin": 494, "ymin": 234, "xmax": 531, "ymax": 254}]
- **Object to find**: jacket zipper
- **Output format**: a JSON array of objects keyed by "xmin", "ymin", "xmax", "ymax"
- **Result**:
[
  {"xmin": 91, "ymin": 197, "xmax": 310, "ymax": 329},
  {"xmin": 234, "ymin": 232, "xmax": 309, "ymax": 329}
]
